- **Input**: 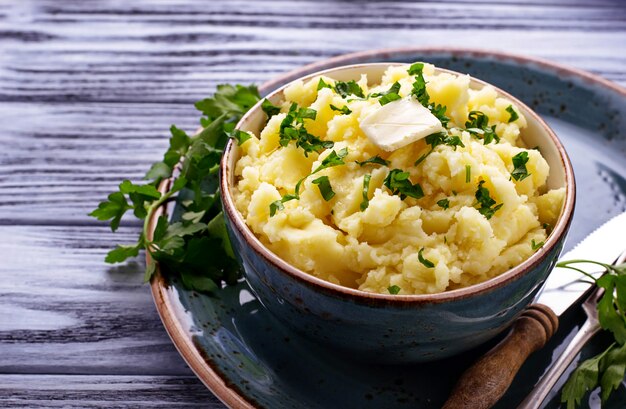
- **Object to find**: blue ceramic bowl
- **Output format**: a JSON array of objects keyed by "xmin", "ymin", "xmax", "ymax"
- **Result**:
[{"xmin": 220, "ymin": 63, "xmax": 575, "ymax": 363}]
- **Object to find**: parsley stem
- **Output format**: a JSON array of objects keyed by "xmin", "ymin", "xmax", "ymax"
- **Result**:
[
  {"xmin": 557, "ymin": 259, "xmax": 612, "ymax": 272},
  {"xmin": 143, "ymin": 188, "xmax": 177, "ymax": 251},
  {"xmin": 556, "ymin": 264, "xmax": 599, "ymax": 282}
]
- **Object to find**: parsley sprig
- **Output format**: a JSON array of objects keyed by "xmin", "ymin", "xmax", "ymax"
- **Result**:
[
  {"xmin": 91, "ymin": 84, "xmax": 262, "ymax": 292},
  {"xmin": 557, "ymin": 260, "xmax": 626, "ymax": 408}
]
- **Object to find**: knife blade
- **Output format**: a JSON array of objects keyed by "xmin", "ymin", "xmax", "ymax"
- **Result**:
[
  {"xmin": 442, "ymin": 211, "xmax": 626, "ymax": 409},
  {"xmin": 536, "ymin": 210, "xmax": 626, "ymax": 316}
]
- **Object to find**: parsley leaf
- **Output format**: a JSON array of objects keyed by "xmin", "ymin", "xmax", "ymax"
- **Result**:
[
  {"xmin": 360, "ymin": 174, "xmax": 371, "ymax": 211},
  {"xmin": 437, "ymin": 198, "xmax": 450, "ymax": 210},
  {"xmin": 105, "ymin": 240, "xmax": 144, "ymax": 264},
  {"xmin": 269, "ymin": 199, "xmax": 285, "ymax": 217},
  {"xmin": 384, "ymin": 169, "xmax": 424, "ymax": 200},
  {"xmin": 317, "ymin": 78, "xmax": 332, "ymax": 90},
  {"xmin": 418, "ymin": 248, "xmax": 435, "ymax": 268},
  {"xmin": 89, "ymin": 191, "xmax": 132, "ymax": 231},
  {"xmin": 371, "ymin": 81, "xmax": 401, "ymax": 106},
  {"xmin": 312, "ymin": 147, "xmax": 349, "ymax": 173},
  {"xmin": 388, "ymin": 285, "xmax": 401, "ymax": 295},
  {"xmin": 561, "ymin": 348, "xmax": 606, "ymax": 409},
  {"xmin": 312, "ymin": 176, "xmax": 335, "ymax": 201},
  {"xmin": 261, "ymin": 98, "xmax": 281, "ymax": 118},
  {"xmin": 334, "ymin": 80, "xmax": 365, "ymax": 98},
  {"xmin": 270, "ymin": 148, "xmax": 348, "ymax": 216},
  {"xmin": 356, "ymin": 155, "xmax": 389, "ymax": 167},
  {"xmin": 531, "ymin": 239, "xmax": 544, "ymax": 251},
  {"xmin": 506, "ymin": 105, "xmax": 519, "ymax": 123},
  {"xmin": 329, "ymin": 104, "xmax": 352, "ymax": 115},
  {"xmin": 415, "ymin": 132, "xmax": 465, "ymax": 166},
  {"xmin": 475, "ymin": 180, "xmax": 503, "ymax": 219},
  {"xmin": 195, "ymin": 84, "xmax": 260, "ymax": 126},
  {"xmin": 465, "ymin": 111, "xmax": 500, "ymax": 144},
  {"xmin": 409, "ymin": 62, "xmax": 430, "ymax": 106},
  {"xmin": 511, "ymin": 151, "xmax": 531, "ymax": 181},
  {"xmin": 599, "ymin": 342, "xmax": 626, "ymax": 403},
  {"xmin": 229, "ymin": 129, "xmax": 252, "ymax": 146}
]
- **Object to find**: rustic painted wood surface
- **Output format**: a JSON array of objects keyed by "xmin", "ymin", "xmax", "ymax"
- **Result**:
[{"xmin": 0, "ymin": 0, "xmax": 624, "ymax": 407}]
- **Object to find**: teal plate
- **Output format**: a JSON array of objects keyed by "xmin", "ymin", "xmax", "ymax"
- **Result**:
[{"xmin": 150, "ymin": 48, "xmax": 626, "ymax": 409}]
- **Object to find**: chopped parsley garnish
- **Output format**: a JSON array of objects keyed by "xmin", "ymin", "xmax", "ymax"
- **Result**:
[
  {"xmin": 511, "ymin": 151, "xmax": 531, "ymax": 181},
  {"xmin": 270, "ymin": 148, "xmax": 348, "ymax": 216},
  {"xmin": 418, "ymin": 248, "xmax": 435, "ymax": 268},
  {"xmin": 465, "ymin": 165, "xmax": 471, "ymax": 183},
  {"xmin": 414, "ymin": 132, "xmax": 465, "ymax": 165},
  {"xmin": 356, "ymin": 155, "xmax": 390, "ymax": 167},
  {"xmin": 531, "ymin": 239, "xmax": 544, "ymax": 251},
  {"xmin": 229, "ymin": 129, "xmax": 252, "ymax": 146},
  {"xmin": 312, "ymin": 176, "xmax": 335, "ymax": 201},
  {"xmin": 269, "ymin": 198, "xmax": 287, "ymax": 216},
  {"xmin": 475, "ymin": 180, "xmax": 503, "ymax": 220},
  {"xmin": 437, "ymin": 198, "xmax": 450, "ymax": 210},
  {"xmin": 261, "ymin": 98, "xmax": 281, "ymax": 118},
  {"xmin": 465, "ymin": 111, "xmax": 500, "ymax": 144},
  {"xmin": 329, "ymin": 104, "xmax": 352, "ymax": 115},
  {"xmin": 371, "ymin": 81, "xmax": 401, "ymax": 105},
  {"xmin": 506, "ymin": 105, "xmax": 519, "ymax": 123},
  {"xmin": 388, "ymin": 285, "xmax": 401, "ymax": 295},
  {"xmin": 383, "ymin": 169, "xmax": 424, "ymax": 200},
  {"xmin": 334, "ymin": 80, "xmax": 365, "ymax": 98},
  {"xmin": 317, "ymin": 78, "xmax": 332, "ymax": 90},
  {"xmin": 279, "ymin": 103, "xmax": 333, "ymax": 156},
  {"xmin": 360, "ymin": 174, "xmax": 371, "ymax": 211},
  {"xmin": 409, "ymin": 62, "xmax": 430, "ymax": 106},
  {"xmin": 407, "ymin": 62, "xmax": 450, "ymax": 127},
  {"xmin": 313, "ymin": 147, "xmax": 349, "ymax": 172}
]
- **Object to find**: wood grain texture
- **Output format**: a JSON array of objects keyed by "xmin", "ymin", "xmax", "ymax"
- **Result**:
[
  {"xmin": 0, "ymin": 0, "xmax": 624, "ymax": 407},
  {"xmin": 0, "ymin": 375, "xmax": 221, "ymax": 407}
]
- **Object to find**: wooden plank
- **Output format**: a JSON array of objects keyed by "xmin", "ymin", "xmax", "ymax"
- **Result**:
[
  {"xmin": 0, "ymin": 374, "xmax": 223, "ymax": 408},
  {"xmin": 0, "ymin": 102, "xmax": 197, "ymax": 225},
  {"xmin": 0, "ymin": 225, "xmax": 193, "ymax": 376},
  {"xmin": 0, "ymin": 1, "xmax": 624, "ymax": 104}
]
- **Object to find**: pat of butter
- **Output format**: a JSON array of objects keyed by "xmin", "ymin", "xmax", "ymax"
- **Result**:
[{"xmin": 359, "ymin": 97, "xmax": 444, "ymax": 151}]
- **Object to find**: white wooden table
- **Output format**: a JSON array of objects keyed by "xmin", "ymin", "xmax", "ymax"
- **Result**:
[{"xmin": 1, "ymin": 0, "xmax": 624, "ymax": 407}]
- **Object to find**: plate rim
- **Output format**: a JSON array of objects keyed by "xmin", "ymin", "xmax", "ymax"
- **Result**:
[{"xmin": 148, "ymin": 47, "xmax": 626, "ymax": 409}]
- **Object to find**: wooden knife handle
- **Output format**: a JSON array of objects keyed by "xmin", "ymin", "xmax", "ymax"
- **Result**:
[{"xmin": 442, "ymin": 304, "xmax": 559, "ymax": 409}]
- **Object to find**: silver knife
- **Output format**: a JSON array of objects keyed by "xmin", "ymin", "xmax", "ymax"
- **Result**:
[{"xmin": 443, "ymin": 211, "xmax": 626, "ymax": 409}]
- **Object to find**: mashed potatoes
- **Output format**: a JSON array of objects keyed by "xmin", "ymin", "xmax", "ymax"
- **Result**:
[{"xmin": 232, "ymin": 63, "xmax": 565, "ymax": 295}]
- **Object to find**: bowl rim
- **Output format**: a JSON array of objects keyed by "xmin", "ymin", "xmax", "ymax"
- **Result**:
[{"xmin": 220, "ymin": 61, "xmax": 577, "ymax": 305}]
